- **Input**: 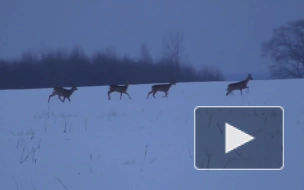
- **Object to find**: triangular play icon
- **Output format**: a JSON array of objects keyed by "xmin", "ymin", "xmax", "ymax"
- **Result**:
[{"xmin": 225, "ymin": 122, "xmax": 255, "ymax": 154}]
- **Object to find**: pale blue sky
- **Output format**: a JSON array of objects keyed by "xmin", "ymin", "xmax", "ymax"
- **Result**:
[{"xmin": 0, "ymin": 0, "xmax": 304, "ymax": 79}]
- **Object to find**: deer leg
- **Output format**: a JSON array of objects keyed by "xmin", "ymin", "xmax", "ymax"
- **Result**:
[
  {"xmin": 162, "ymin": 92, "xmax": 168, "ymax": 98},
  {"xmin": 226, "ymin": 91, "xmax": 232, "ymax": 96},
  {"xmin": 48, "ymin": 95, "xmax": 54, "ymax": 103},
  {"xmin": 108, "ymin": 91, "xmax": 112, "ymax": 100},
  {"xmin": 240, "ymin": 89, "xmax": 243, "ymax": 95},
  {"xmin": 226, "ymin": 90, "xmax": 232, "ymax": 96},
  {"xmin": 147, "ymin": 91, "xmax": 152, "ymax": 99},
  {"xmin": 62, "ymin": 97, "xmax": 66, "ymax": 102},
  {"xmin": 153, "ymin": 92, "xmax": 157, "ymax": 98},
  {"xmin": 48, "ymin": 95, "xmax": 52, "ymax": 103},
  {"xmin": 48, "ymin": 92, "xmax": 57, "ymax": 103},
  {"xmin": 120, "ymin": 93, "xmax": 123, "ymax": 100},
  {"xmin": 124, "ymin": 92, "xmax": 132, "ymax": 99},
  {"xmin": 58, "ymin": 96, "xmax": 64, "ymax": 102},
  {"xmin": 67, "ymin": 97, "xmax": 71, "ymax": 102}
]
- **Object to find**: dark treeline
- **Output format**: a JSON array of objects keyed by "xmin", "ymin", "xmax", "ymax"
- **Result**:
[{"xmin": 0, "ymin": 47, "xmax": 225, "ymax": 90}]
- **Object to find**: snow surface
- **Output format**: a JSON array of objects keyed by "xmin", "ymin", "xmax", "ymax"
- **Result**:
[{"xmin": 0, "ymin": 79, "xmax": 303, "ymax": 190}]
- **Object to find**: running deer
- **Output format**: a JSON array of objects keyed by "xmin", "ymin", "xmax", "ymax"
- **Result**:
[
  {"xmin": 108, "ymin": 81, "xmax": 132, "ymax": 100},
  {"xmin": 226, "ymin": 74, "xmax": 253, "ymax": 96},
  {"xmin": 147, "ymin": 80, "xmax": 176, "ymax": 99},
  {"xmin": 48, "ymin": 86, "xmax": 78, "ymax": 103}
]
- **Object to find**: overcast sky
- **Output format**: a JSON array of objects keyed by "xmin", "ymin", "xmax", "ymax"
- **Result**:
[{"xmin": 1, "ymin": 0, "xmax": 304, "ymax": 79}]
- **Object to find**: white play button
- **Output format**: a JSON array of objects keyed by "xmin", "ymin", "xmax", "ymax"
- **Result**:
[{"xmin": 225, "ymin": 122, "xmax": 255, "ymax": 154}]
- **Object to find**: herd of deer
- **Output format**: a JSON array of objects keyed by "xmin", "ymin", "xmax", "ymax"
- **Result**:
[{"xmin": 47, "ymin": 74, "xmax": 253, "ymax": 103}]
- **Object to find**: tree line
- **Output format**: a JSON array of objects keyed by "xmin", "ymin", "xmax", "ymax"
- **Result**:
[
  {"xmin": 0, "ymin": 32, "xmax": 225, "ymax": 90},
  {"xmin": 2, "ymin": 17, "xmax": 301, "ymax": 91}
]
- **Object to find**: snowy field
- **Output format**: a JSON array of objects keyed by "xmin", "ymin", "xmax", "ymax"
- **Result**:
[{"xmin": 0, "ymin": 79, "xmax": 303, "ymax": 190}]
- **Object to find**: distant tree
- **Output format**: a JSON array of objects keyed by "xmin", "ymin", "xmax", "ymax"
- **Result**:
[
  {"xmin": 139, "ymin": 42, "xmax": 152, "ymax": 64},
  {"xmin": 197, "ymin": 66, "xmax": 225, "ymax": 81},
  {"xmin": 161, "ymin": 31, "xmax": 184, "ymax": 78},
  {"xmin": 21, "ymin": 52, "xmax": 38, "ymax": 63},
  {"xmin": 261, "ymin": 19, "xmax": 304, "ymax": 79},
  {"xmin": 0, "ymin": 43, "xmax": 227, "ymax": 90},
  {"xmin": 104, "ymin": 47, "xmax": 118, "ymax": 60}
]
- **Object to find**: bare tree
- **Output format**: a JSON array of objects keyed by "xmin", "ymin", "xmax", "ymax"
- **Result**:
[
  {"xmin": 197, "ymin": 66, "xmax": 225, "ymax": 81},
  {"xmin": 104, "ymin": 47, "xmax": 118, "ymax": 60},
  {"xmin": 161, "ymin": 31, "xmax": 184, "ymax": 78},
  {"xmin": 139, "ymin": 42, "xmax": 152, "ymax": 64},
  {"xmin": 261, "ymin": 19, "xmax": 304, "ymax": 79}
]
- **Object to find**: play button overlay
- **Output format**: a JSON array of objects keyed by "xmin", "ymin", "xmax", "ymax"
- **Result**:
[
  {"xmin": 194, "ymin": 106, "xmax": 284, "ymax": 170},
  {"xmin": 225, "ymin": 123, "xmax": 255, "ymax": 154}
]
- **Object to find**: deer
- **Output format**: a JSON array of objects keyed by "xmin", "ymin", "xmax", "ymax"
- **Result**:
[
  {"xmin": 108, "ymin": 81, "xmax": 132, "ymax": 100},
  {"xmin": 147, "ymin": 80, "xmax": 176, "ymax": 99},
  {"xmin": 48, "ymin": 86, "xmax": 78, "ymax": 103},
  {"xmin": 226, "ymin": 74, "xmax": 253, "ymax": 96}
]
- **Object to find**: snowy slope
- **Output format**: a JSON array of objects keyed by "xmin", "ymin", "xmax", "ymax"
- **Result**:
[{"xmin": 0, "ymin": 79, "xmax": 303, "ymax": 190}]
